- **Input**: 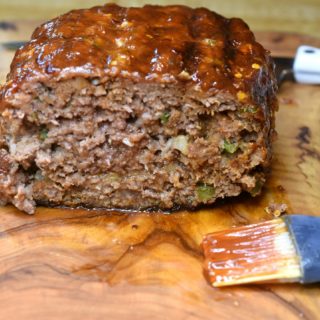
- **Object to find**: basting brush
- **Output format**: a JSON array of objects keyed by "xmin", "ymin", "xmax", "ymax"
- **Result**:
[{"xmin": 202, "ymin": 215, "xmax": 320, "ymax": 287}]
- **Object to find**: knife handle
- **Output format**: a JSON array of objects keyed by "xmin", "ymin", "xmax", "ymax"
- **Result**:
[{"xmin": 293, "ymin": 46, "xmax": 320, "ymax": 84}]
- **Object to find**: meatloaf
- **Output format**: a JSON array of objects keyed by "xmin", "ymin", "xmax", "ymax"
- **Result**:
[{"xmin": 0, "ymin": 4, "xmax": 278, "ymax": 214}]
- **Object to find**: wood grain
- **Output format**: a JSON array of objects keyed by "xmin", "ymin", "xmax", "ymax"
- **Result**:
[{"xmin": 0, "ymin": 20, "xmax": 320, "ymax": 319}]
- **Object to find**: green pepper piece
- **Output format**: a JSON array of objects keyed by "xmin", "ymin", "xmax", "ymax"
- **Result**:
[
  {"xmin": 240, "ymin": 105, "xmax": 258, "ymax": 113},
  {"xmin": 250, "ymin": 180, "xmax": 263, "ymax": 196},
  {"xmin": 196, "ymin": 183, "xmax": 215, "ymax": 202},
  {"xmin": 39, "ymin": 127, "xmax": 48, "ymax": 141},
  {"xmin": 160, "ymin": 111, "xmax": 170, "ymax": 124},
  {"xmin": 223, "ymin": 140, "xmax": 239, "ymax": 154}
]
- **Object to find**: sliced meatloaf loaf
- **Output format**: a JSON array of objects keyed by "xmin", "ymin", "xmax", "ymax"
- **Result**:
[{"xmin": 0, "ymin": 4, "xmax": 278, "ymax": 214}]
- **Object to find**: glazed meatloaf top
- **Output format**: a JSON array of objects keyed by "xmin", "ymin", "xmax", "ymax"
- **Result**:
[{"xmin": 0, "ymin": 3, "xmax": 277, "ymax": 110}]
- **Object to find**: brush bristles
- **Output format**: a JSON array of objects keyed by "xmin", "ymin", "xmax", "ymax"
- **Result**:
[{"xmin": 202, "ymin": 218, "xmax": 302, "ymax": 287}]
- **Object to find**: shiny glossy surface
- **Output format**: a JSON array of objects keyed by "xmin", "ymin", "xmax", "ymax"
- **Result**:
[
  {"xmin": 202, "ymin": 218, "xmax": 301, "ymax": 286},
  {"xmin": 0, "ymin": 4, "xmax": 276, "ymax": 107}
]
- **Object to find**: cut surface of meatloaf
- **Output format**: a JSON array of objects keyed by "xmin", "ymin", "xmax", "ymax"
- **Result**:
[{"xmin": 0, "ymin": 4, "xmax": 278, "ymax": 214}]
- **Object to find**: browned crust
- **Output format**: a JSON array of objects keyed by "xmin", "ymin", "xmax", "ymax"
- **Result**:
[{"xmin": 0, "ymin": 4, "xmax": 277, "ymax": 111}]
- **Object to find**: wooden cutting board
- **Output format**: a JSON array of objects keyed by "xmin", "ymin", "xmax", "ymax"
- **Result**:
[{"xmin": 1, "ymin": 22, "xmax": 320, "ymax": 319}]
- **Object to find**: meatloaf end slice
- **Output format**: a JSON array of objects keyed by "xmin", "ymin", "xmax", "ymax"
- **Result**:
[{"xmin": 0, "ymin": 4, "xmax": 278, "ymax": 214}]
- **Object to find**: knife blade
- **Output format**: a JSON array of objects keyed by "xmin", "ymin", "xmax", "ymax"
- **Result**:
[
  {"xmin": 1, "ymin": 41, "xmax": 319, "ymax": 85},
  {"xmin": 273, "ymin": 57, "xmax": 295, "ymax": 85}
]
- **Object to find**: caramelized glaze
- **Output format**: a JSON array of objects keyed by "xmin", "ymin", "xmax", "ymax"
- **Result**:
[
  {"xmin": 202, "ymin": 218, "xmax": 301, "ymax": 286},
  {"xmin": 0, "ymin": 4, "xmax": 277, "ymax": 109}
]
